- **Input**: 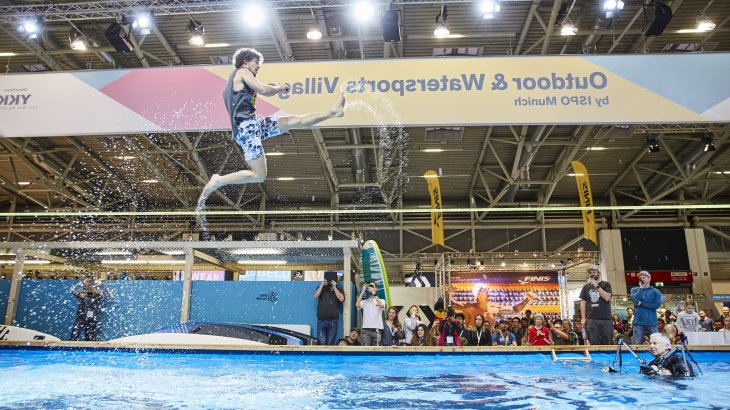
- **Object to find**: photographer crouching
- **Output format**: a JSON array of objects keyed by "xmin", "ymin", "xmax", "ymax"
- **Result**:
[{"xmin": 313, "ymin": 271, "xmax": 344, "ymax": 345}]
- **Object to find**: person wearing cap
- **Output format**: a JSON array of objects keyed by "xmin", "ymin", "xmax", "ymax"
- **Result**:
[
  {"xmin": 579, "ymin": 267, "xmax": 613, "ymax": 345},
  {"xmin": 346, "ymin": 328, "xmax": 362, "ymax": 346},
  {"xmin": 630, "ymin": 270, "xmax": 662, "ymax": 345}
]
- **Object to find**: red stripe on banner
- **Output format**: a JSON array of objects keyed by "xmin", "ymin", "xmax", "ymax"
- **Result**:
[
  {"xmin": 99, "ymin": 67, "xmax": 280, "ymax": 131},
  {"xmin": 625, "ymin": 271, "xmax": 693, "ymax": 284}
]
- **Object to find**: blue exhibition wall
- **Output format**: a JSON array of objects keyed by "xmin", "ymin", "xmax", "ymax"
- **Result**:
[
  {"xmin": 14, "ymin": 280, "xmax": 182, "ymax": 341},
  {"xmin": 0, "ymin": 280, "xmax": 9, "ymax": 321},
  {"xmin": 190, "ymin": 281, "xmax": 344, "ymax": 338},
  {"xmin": 11, "ymin": 280, "xmax": 344, "ymax": 341}
]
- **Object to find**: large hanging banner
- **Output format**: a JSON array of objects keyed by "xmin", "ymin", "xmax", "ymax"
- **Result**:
[
  {"xmin": 2, "ymin": 53, "xmax": 730, "ymax": 137},
  {"xmin": 424, "ymin": 170, "xmax": 444, "ymax": 247},
  {"xmin": 449, "ymin": 271, "xmax": 560, "ymax": 326},
  {"xmin": 571, "ymin": 160, "xmax": 597, "ymax": 244}
]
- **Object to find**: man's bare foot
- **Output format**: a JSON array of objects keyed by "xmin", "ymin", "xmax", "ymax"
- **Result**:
[
  {"xmin": 201, "ymin": 174, "xmax": 222, "ymax": 199},
  {"xmin": 331, "ymin": 92, "xmax": 346, "ymax": 117}
]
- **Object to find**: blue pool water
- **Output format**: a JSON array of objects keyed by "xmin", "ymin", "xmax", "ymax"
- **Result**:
[{"xmin": 1, "ymin": 348, "xmax": 728, "ymax": 409}]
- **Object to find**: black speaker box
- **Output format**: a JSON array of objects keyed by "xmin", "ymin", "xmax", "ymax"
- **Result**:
[
  {"xmin": 643, "ymin": 2, "xmax": 673, "ymax": 37},
  {"xmin": 105, "ymin": 22, "xmax": 134, "ymax": 53},
  {"xmin": 382, "ymin": 10, "xmax": 400, "ymax": 42}
]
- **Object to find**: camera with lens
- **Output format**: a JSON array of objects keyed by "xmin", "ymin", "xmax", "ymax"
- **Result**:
[{"xmin": 323, "ymin": 271, "xmax": 338, "ymax": 285}]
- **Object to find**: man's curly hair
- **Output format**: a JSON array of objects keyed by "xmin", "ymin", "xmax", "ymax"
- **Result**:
[{"xmin": 232, "ymin": 47, "xmax": 264, "ymax": 69}]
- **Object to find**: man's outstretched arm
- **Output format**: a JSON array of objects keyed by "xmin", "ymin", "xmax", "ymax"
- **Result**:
[{"xmin": 239, "ymin": 68, "xmax": 288, "ymax": 97}]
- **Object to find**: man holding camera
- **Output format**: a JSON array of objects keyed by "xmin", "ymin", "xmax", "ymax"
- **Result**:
[
  {"xmin": 314, "ymin": 271, "xmax": 344, "ymax": 345},
  {"xmin": 356, "ymin": 282, "xmax": 385, "ymax": 346}
]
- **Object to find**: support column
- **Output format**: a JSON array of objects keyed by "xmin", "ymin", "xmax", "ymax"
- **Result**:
[
  {"xmin": 180, "ymin": 248, "xmax": 194, "ymax": 323},
  {"xmin": 599, "ymin": 229, "xmax": 626, "ymax": 295},
  {"xmin": 4, "ymin": 249, "xmax": 25, "ymax": 325},
  {"xmin": 342, "ymin": 248, "xmax": 352, "ymax": 336},
  {"xmin": 685, "ymin": 228, "xmax": 712, "ymax": 296}
]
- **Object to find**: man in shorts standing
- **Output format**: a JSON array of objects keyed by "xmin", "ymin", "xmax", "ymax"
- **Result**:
[{"xmin": 201, "ymin": 47, "xmax": 346, "ymax": 198}]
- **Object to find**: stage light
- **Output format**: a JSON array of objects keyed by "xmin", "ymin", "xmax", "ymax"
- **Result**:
[
  {"xmin": 702, "ymin": 133, "xmax": 716, "ymax": 152},
  {"xmin": 500, "ymin": 260, "xmax": 506, "ymax": 267},
  {"xmin": 647, "ymin": 136, "xmax": 661, "ymax": 153},
  {"xmin": 603, "ymin": 0, "xmax": 624, "ymax": 19},
  {"xmin": 17, "ymin": 16, "xmax": 43, "ymax": 40},
  {"xmin": 68, "ymin": 29, "xmax": 88, "ymax": 51},
  {"xmin": 132, "ymin": 12, "xmax": 153, "ymax": 35},
  {"xmin": 480, "ymin": 0, "xmax": 501, "ymax": 19},
  {"xmin": 353, "ymin": 1, "xmax": 375, "ymax": 22},
  {"xmin": 187, "ymin": 18, "xmax": 205, "ymax": 46}
]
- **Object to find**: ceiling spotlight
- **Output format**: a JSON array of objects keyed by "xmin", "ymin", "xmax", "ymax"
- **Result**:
[
  {"xmin": 68, "ymin": 29, "xmax": 88, "ymax": 51},
  {"xmin": 702, "ymin": 133, "xmax": 716, "ymax": 152},
  {"xmin": 434, "ymin": 5, "xmax": 450, "ymax": 38},
  {"xmin": 480, "ymin": 0, "xmax": 501, "ymax": 19},
  {"xmin": 307, "ymin": 27, "xmax": 323, "ymax": 40},
  {"xmin": 434, "ymin": 21, "xmax": 450, "ymax": 38},
  {"xmin": 603, "ymin": 0, "xmax": 624, "ymax": 19},
  {"xmin": 17, "ymin": 16, "xmax": 44, "ymax": 40},
  {"xmin": 560, "ymin": 18, "xmax": 578, "ymax": 36},
  {"xmin": 696, "ymin": 18, "xmax": 716, "ymax": 32},
  {"xmin": 243, "ymin": 4, "xmax": 265, "ymax": 28},
  {"xmin": 500, "ymin": 260, "xmax": 506, "ymax": 267},
  {"xmin": 306, "ymin": 8, "xmax": 323, "ymax": 40},
  {"xmin": 187, "ymin": 18, "xmax": 205, "ymax": 46},
  {"xmin": 647, "ymin": 136, "xmax": 661, "ymax": 153},
  {"xmin": 132, "ymin": 11, "xmax": 153, "ymax": 35},
  {"xmin": 353, "ymin": 1, "xmax": 375, "ymax": 22}
]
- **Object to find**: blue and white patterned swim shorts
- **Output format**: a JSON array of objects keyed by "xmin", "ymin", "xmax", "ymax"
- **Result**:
[{"xmin": 233, "ymin": 116, "xmax": 282, "ymax": 161}]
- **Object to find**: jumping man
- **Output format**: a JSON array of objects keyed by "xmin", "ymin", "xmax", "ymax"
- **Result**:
[{"xmin": 201, "ymin": 47, "xmax": 346, "ymax": 198}]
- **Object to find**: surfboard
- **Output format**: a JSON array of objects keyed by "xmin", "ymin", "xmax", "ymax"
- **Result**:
[
  {"xmin": 0, "ymin": 325, "xmax": 61, "ymax": 342},
  {"xmin": 361, "ymin": 240, "xmax": 391, "ymax": 307}
]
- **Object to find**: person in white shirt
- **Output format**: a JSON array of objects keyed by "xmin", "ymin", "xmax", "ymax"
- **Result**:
[
  {"xmin": 675, "ymin": 299, "xmax": 702, "ymax": 343},
  {"xmin": 356, "ymin": 282, "xmax": 385, "ymax": 346}
]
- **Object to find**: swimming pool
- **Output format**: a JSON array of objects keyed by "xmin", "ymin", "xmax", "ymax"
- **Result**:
[{"xmin": 1, "ymin": 346, "xmax": 728, "ymax": 409}]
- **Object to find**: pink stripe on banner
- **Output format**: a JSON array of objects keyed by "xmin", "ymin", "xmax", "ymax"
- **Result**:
[{"xmin": 99, "ymin": 67, "xmax": 280, "ymax": 131}]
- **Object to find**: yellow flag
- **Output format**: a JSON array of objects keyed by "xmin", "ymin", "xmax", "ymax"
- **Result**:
[
  {"xmin": 570, "ymin": 161, "xmax": 597, "ymax": 244},
  {"xmin": 424, "ymin": 170, "xmax": 444, "ymax": 246}
]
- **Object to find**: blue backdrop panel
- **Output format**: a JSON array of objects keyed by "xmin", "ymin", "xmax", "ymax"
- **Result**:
[
  {"xmin": 0, "ymin": 280, "xmax": 9, "ymax": 321},
  {"xmin": 14, "ymin": 280, "xmax": 182, "ymax": 341},
  {"xmin": 190, "ymin": 281, "xmax": 343, "ymax": 337}
]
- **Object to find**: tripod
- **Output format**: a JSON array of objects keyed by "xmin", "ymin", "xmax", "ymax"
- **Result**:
[{"xmin": 606, "ymin": 336, "xmax": 646, "ymax": 373}]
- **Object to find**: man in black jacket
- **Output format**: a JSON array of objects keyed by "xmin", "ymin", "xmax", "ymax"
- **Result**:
[{"xmin": 313, "ymin": 271, "xmax": 344, "ymax": 345}]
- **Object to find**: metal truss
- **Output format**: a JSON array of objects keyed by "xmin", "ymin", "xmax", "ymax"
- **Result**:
[{"xmin": 0, "ymin": 0, "xmax": 489, "ymax": 23}]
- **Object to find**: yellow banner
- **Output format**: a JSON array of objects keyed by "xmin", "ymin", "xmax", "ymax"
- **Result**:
[
  {"xmin": 424, "ymin": 170, "xmax": 444, "ymax": 246},
  {"xmin": 570, "ymin": 161, "xmax": 597, "ymax": 244}
]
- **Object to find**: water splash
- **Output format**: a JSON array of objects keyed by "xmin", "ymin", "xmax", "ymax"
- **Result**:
[
  {"xmin": 343, "ymin": 89, "xmax": 410, "ymax": 208},
  {"xmin": 195, "ymin": 194, "xmax": 210, "ymax": 241}
]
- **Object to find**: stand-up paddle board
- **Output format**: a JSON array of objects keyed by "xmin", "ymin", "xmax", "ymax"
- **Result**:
[
  {"xmin": 0, "ymin": 325, "xmax": 61, "ymax": 342},
  {"xmin": 361, "ymin": 240, "xmax": 391, "ymax": 307}
]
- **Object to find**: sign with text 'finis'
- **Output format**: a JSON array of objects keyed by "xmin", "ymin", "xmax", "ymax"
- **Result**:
[{"xmin": 1, "ymin": 53, "xmax": 729, "ymax": 137}]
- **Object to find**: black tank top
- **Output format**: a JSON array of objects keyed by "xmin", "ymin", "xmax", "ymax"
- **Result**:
[{"xmin": 223, "ymin": 68, "xmax": 257, "ymax": 130}]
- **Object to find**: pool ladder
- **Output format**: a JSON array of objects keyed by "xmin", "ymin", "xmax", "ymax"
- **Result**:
[{"xmin": 551, "ymin": 348, "xmax": 592, "ymax": 362}]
